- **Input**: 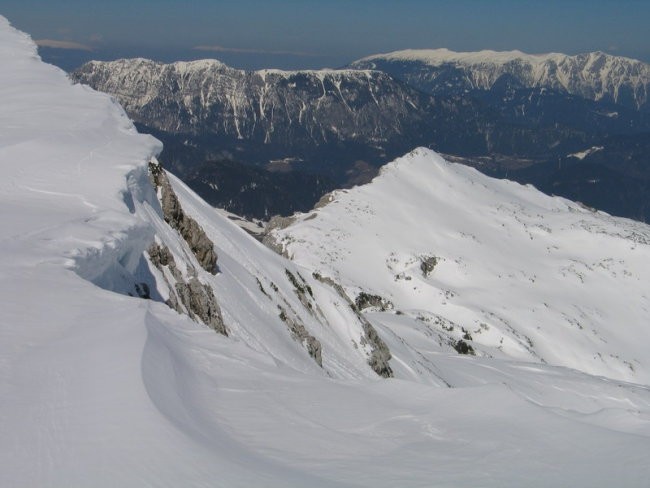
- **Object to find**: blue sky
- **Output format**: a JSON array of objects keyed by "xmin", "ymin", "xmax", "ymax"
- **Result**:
[{"xmin": 3, "ymin": 0, "xmax": 650, "ymax": 69}]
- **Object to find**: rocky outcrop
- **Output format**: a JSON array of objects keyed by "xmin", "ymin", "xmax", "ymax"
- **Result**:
[
  {"xmin": 148, "ymin": 241, "xmax": 227, "ymax": 335},
  {"xmin": 278, "ymin": 305, "xmax": 322, "ymax": 367},
  {"xmin": 313, "ymin": 273, "xmax": 393, "ymax": 378},
  {"xmin": 453, "ymin": 339, "xmax": 475, "ymax": 355},
  {"xmin": 146, "ymin": 168, "xmax": 226, "ymax": 335},
  {"xmin": 420, "ymin": 256, "xmax": 438, "ymax": 277},
  {"xmin": 149, "ymin": 161, "xmax": 218, "ymax": 274},
  {"xmin": 355, "ymin": 292, "xmax": 393, "ymax": 312},
  {"xmin": 285, "ymin": 269, "xmax": 315, "ymax": 311},
  {"xmin": 361, "ymin": 323, "xmax": 393, "ymax": 378},
  {"xmin": 175, "ymin": 277, "xmax": 226, "ymax": 335},
  {"xmin": 262, "ymin": 216, "xmax": 297, "ymax": 257}
]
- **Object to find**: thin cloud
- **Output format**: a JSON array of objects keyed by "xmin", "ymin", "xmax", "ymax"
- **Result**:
[
  {"xmin": 35, "ymin": 39, "xmax": 93, "ymax": 51},
  {"xmin": 193, "ymin": 44, "xmax": 316, "ymax": 57}
]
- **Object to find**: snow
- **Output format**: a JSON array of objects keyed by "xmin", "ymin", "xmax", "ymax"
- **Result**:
[
  {"xmin": 272, "ymin": 148, "xmax": 650, "ymax": 384},
  {"xmin": 2, "ymin": 15, "xmax": 650, "ymax": 487},
  {"xmin": 569, "ymin": 146, "xmax": 604, "ymax": 160},
  {"xmin": 358, "ymin": 48, "xmax": 647, "ymax": 72},
  {"xmin": 359, "ymin": 48, "xmax": 569, "ymax": 67},
  {"xmin": 257, "ymin": 67, "xmax": 377, "ymax": 80}
]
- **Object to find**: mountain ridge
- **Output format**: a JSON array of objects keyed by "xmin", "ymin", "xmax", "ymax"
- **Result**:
[
  {"xmin": 72, "ymin": 58, "xmax": 429, "ymax": 146},
  {"xmin": 351, "ymin": 48, "xmax": 650, "ymax": 111}
]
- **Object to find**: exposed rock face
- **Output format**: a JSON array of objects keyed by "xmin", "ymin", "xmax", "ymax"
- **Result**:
[
  {"xmin": 420, "ymin": 256, "xmax": 438, "ymax": 277},
  {"xmin": 148, "ymin": 240, "xmax": 176, "ymax": 270},
  {"xmin": 453, "ymin": 339, "xmax": 475, "ymax": 356},
  {"xmin": 361, "ymin": 324, "xmax": 393, "ymax": 378},
  {"xmin": 148, "ymin": 242, "xmax": 227, "ymax": 335},
  {"xmin": 149, "ymin": 161, "xmax": 218, "ymax": 274},
  {"xmin": 313, "ymin": 273, "xmax": 393, "ymax": 378},
  {"xmin": 146, "ymin": 163, "xmax": 226, "ymax": 335},
  {"xmin": 355, "ymin": 292, "xmax": 393, "ymax": 312},
  {"xmin": 285, "ymin": 269, "xmax": 315, "ymax": 311},
  {"xmin": 278, "ymin": 305, "xmax": 322, "ymax": 367},
  {"xmin": 134, "ymin": 282, "xmax": 150, "ymax": 299},
  {"xmin": 176, "ymin": 277, "xmax": 227, "ymax": 335}
]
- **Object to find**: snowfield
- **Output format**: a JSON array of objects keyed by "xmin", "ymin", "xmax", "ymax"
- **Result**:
[
  {"xmin": 2, "ymin": 15, "xmax": 650, "ymax": 488},
  {"xmin": 271, "ymin": 148, "xmax": 650, "ymax": 384}
]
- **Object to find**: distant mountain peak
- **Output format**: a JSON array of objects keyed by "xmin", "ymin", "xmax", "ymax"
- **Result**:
[
  {"xmin": 71, "ymin": 56, "xmax": 433, "ymax": 147},
  {"xmin": 351, "ymin": 48, "xmax": 650, "ymax": 111},
  {"xmin": 357, "ymin": 47, "xmax": 567, "ymax": 66}
]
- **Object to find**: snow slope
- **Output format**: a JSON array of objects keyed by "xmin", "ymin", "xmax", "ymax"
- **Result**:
[
  {"xmin": 271, "ymin": 148, "xmax": 650, "ymax": 384},
  {"xmin": 2, "ymin": 16, "xmax": 650, "ymax": 487}
]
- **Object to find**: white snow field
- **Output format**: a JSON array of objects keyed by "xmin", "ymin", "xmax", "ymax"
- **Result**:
[
  {"xmin": 1, "ymin": 15, "xmax": 650, "ymax": 488},
  {"xmin": 271, "ymin": 148, "xmax": 650, "ymax": 385}
]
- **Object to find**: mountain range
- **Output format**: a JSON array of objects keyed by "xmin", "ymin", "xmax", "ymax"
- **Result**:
[
  {"xmin": 350, "ymin": 49, "xmax": 650, "ymax": 111},
  {"xmin": 73, "ymin": 50, "xmax": 650, "ymax": 221},
  {"xmin": 3, "ymin": 16, "xmax": 650, "ymax": 486}
]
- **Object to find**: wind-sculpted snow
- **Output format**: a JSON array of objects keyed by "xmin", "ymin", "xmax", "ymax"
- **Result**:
[
  {"xmin": 352, "ymin": 48, "xmax": 650, "ymax": 111},
  {"xmin": 2, "ymin": 16, "xmax": 650, "ymax": 487}
]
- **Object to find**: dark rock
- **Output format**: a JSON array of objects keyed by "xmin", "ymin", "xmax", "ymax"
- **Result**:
[
  {"xmin": 147, "ymin": 241, "xmax": 227, "ymax": 335},
  {"xmin": 175, "ymin": 277, "xmax": 227, "ymax": 335},
  {"xmin": 420, "ymin": 256, "xmax": 438, "ymax": 277},
  {"xmin": 134, "ymin": 282, "xmax": 150, "ymax": 299},
  {"xmin": 355, "ymin": 292, "xmax": 393, "ymax": 312},
  {"xmin": 453, "ymin": 339, "xmax": 475, "ymax": 355},
  {"xmin": 278, "ymin": 305, "xmax": 322, "ymax": 367},
  {"xmin": 149, "ymin": 161, "xmax": 218, "ymax": 274},
  {"xmin": 148, "ymin": 241, "xmax": 174, "ymax": 268}
]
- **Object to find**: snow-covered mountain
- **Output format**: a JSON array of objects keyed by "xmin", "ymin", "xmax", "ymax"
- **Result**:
[
  {"xmin": 3, "ymin": 16, "xmax": 650, "ymax": 487},
  {"xmin": 267, "ymin": 147, "xmax": 650, "ymax": 384},
  {"xmin": 71, "ymin": 58, "xmax": 432, "ymax": 147},
  {"xmin": 351, "ymin": 48, "xmax": 650, "ymax": 111}
]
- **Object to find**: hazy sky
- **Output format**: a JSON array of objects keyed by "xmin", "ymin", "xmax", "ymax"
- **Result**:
[{"xmin": 3, "ymin": 0, "xmax": 650, "ymax": 70}]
